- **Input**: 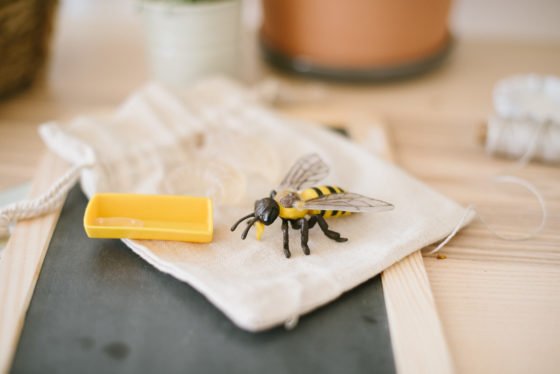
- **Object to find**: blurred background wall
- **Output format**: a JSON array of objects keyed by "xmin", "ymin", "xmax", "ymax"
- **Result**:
[
  {"xmin": 451, "ymin": 0, "xmax": 560, "ymax": 41},
  {"xmin": 60, "ymin": 0, "xmax": 560, "ymax": 43}
]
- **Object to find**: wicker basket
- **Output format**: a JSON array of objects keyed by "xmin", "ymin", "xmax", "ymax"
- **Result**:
[{"xmin": 0, "ymin": 0, "xmax": 58, "ymax": 99}]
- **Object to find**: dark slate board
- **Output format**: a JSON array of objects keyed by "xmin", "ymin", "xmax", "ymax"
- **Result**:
[{"xmin": 12, "ymin": 186, "xmax": 395, "ymax": 374}]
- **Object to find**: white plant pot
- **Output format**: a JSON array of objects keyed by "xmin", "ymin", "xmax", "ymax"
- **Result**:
[{"xmin": 140, "ymin": 0, "xmax": 241, "ymax": 87}]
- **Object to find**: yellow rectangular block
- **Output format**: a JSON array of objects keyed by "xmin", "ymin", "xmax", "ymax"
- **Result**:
[{"xmin": 83, "ymin": 193, "xmax": 213, "ymax": 243}]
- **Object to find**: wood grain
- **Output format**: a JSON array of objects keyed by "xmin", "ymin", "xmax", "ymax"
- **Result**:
[
  {"xmin": 0, "ymin": 153, "xmax": 67, "ymax": 374},
  {"xmin": 424, "ymin": 258, "xmax": 560, "ymax": 374},
  {"xmin": 374, "ymin": 123, "xmax": 454, "ymax": 374},
  {"xmin": 351, "ymin": 118, "xmax": 454, "ymax": 374},
  {"xmin": 384, "ymin": 252, "xmax": 454, "ymax": 374},
  {"xmin": 392, "ymin": 113, "xmax": 560, "ymax": 374}
]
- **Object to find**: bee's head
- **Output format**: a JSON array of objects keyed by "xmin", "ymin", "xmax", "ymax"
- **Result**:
[
  {"xmin": 230, "ymin": 197, "xmax": 280, "ymax": 241},
  {"xmin": 254, "ymin": 197, "xmax": 280, "ymax": 225}
]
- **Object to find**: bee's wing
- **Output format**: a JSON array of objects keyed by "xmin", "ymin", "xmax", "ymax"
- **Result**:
[
  {"xmin": 277, "ymin": 153, "xmax": 329, "ymax": 191},
  {"xmin": 302, "ymin": 192, "xmax": 394, "ymax": 213}
]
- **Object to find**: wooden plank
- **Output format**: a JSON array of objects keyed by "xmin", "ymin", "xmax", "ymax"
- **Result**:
[
  {"xmin": 281, "ymin": 106, "xmax": 454, "ymax": 374},
  {"xmin": 366, "ymin": 121, "xmax": 454, "ymax": 374},
  {"xmin": 0, "ymin": 153, "xmax": 68, "ymax": 374},
  {"xmin": 354, "ymin": 119, "xmax": 454, "ymax": 374},
  {"xmin": 383, "ymin": 252, "xmax": 454, "ymax": 374},
  {"xmin": 389, "ymin": 113, "xmax": 560, "ymax": 374},
  {"xmin": 425, "ymin": 257, "xmax": 560, "ymax": 374}
]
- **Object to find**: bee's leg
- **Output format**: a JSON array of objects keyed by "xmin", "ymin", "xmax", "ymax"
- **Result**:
[
  {"xmin": 315, "ymin": 215, "xmax": 348, "ymax": 243},
  {"xmin": 270, "ymin": 190, "xmax": 277, "ymax": 198},
  {"xmin": 298, "ymin": 218, "xmax": 310, "ymax": 255},
  {"xmin": 282, "ymin": 219, "xmax": 291, "ymax": 258},
  {"xmin": 288, "ymin": 219, "xmax": 310, "ymax": 254},
  {"xmin": 307, "ymin": 215, "xmax": 318, "ymax": 228}
]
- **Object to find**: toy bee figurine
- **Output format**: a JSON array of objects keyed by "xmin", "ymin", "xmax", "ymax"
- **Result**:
[{"xmin": 231, "ymin": 154, "xmax": 394, "ymax": 258}]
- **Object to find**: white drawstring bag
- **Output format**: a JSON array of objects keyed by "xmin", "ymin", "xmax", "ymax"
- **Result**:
[{"xmin": 32, "ymin": 78, "xmax": 471, "ymax": 331}]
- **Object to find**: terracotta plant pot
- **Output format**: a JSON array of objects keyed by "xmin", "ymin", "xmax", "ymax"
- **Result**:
[{"xmin": 261, "ymin": 0, "xmax": 452, "ymax": 80}]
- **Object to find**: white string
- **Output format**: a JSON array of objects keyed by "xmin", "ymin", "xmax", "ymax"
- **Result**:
[
  {"xmin": 486, "ymin": 117, "xmax": 560, "ymax": 165},
  {"xmin": 284, "ymin": 276, "xmax": 303, "ymax": 330},
  {"xmin": 478, "ymin": 176, "xmax": 547, "ymax": 240},
  {"xmin": 427, "ymin": 175, "xmax": 547, "ymax": 255},
  {"xmin": 284, "ymin": 313, "xmax": 300, "ymax": 330},
  {"xmin": 427, "ymin": 205, "xmax": 475, "ymax": 255},
  {"xmin": 0, "ymin": 163, "xmax": 92, "ymax": 238},
  {"xmin": 513, "ymin": 121, "xmax": 548, "ymax": 167},
  {"xmin": 431, "ymin": 110, "xmax": 554, "ymax": 255}
]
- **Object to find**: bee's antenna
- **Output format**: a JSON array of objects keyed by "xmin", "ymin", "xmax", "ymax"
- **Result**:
[
  {"xmin": 241, "ymin": 218, "xmax": 258, "ymax": 240},
  {"xmin": 231, "ymin": 213, "xmax": 255, "ymax": 232}
]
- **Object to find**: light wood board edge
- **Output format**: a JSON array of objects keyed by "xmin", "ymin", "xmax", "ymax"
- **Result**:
[
  {"xmin": 0, "ymin": 153, "xmax": 68, "ymax": 374},
  {"xmin": 282, "ymin": 106, "xmax": 454, "ymax": 374},
  {"xmin": 363, "ymin": 119, "xmax": 454, "ymax": 374}
]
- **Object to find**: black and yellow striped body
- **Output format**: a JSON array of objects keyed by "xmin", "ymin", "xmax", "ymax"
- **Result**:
[
  {"xmin": 301, "ymin": 185, "xmax": 351, "ymax": 218},
  {"xmin": 277, "ymin": 185, "xmax": 351, "ymax": 220}
]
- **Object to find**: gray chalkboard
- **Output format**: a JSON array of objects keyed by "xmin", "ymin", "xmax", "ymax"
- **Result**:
[{"xmin": 12, "ymin": 186, "xmax": 395, "ymax": 374}]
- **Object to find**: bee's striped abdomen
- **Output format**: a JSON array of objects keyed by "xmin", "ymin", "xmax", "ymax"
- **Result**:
[{"xmin": 299, "ymin": 185, "xmax": 352, "ymax": 218}]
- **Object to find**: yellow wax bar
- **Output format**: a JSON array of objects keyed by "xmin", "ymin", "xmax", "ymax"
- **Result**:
[{"xmin": 83, "ymin": 193, "xmax": 213, "ymax": 243}]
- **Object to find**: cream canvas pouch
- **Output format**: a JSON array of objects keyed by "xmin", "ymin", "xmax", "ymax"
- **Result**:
[{"xmin": 39, "ymin": 78, "xmax": 471, "ymax": 331}]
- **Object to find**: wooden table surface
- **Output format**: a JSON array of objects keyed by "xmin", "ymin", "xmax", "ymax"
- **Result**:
[{"xmin": 1, "ymin": 2, "xmax": 559, "ymax": 373}]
